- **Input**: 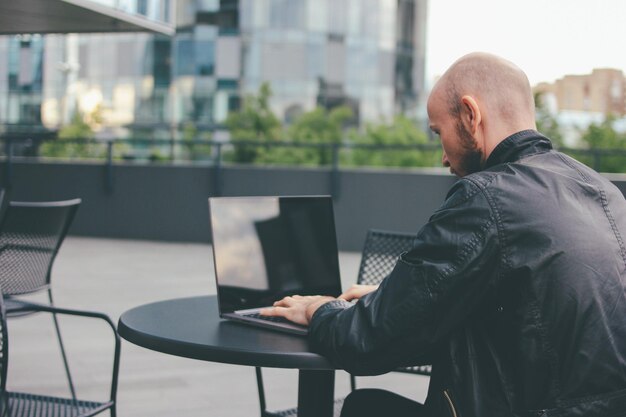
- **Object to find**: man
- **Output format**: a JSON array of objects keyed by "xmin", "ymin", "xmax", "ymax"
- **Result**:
[{"xmin": 261, "ymin": 52, "xmax": 626, "ymax": 417}]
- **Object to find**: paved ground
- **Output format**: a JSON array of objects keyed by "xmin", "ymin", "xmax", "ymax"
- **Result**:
[{"xmin": 7, "ymin": 237, "xmax": 429, "ymax": 416}]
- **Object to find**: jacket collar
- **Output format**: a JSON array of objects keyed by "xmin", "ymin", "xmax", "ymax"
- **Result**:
[{"xmin": 483, "ymin": 130, "xmax": 553, "ymax": 170}]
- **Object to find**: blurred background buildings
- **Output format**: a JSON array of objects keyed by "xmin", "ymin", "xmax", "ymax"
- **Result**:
[
  {"xmin": 534, "ymin": 68, "xmax": 626, "ymax": 146},
  {"xmin": 2, "ymin": 0, "xmax": 626, "ymax": 172},
  {"xmin": 0, "ymin": 0, "xmax": 428, "ymax": 141},
  {"xmin": 535, "ymin": 68, "xmax": 625, "ymax": 116}
]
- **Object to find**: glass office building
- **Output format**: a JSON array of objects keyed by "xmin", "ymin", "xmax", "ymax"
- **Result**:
[{"xmin": 0, "ymin": 0, "xmax": 427, "ymax": 138}]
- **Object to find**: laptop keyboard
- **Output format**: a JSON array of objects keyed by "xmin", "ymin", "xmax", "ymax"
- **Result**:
[{"xmin": 243, "ymin": 312, "xmax": 298, "ymax": 325}]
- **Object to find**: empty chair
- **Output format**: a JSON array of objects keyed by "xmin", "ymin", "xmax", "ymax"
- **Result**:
[
  {"xmin": 0, "ymin": 199, "xmax": 81, "ymax": 399},
  {"xmin": 0, "ymin": 290, "xmax": 120, "ymax": 417},
  {"xmin": 349, "ymin": 229, "xmax": 431, "ymax": 391}
]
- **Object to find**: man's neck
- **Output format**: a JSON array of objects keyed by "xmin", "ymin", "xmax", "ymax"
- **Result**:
[{"xmin": 484, "ymin": 123, "xmax": 537, "ymax": 161}]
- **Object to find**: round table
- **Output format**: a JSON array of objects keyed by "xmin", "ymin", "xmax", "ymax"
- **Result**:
[{"xmin": 118, "ymin": 295, "xmax": 337, "ymax": 417}]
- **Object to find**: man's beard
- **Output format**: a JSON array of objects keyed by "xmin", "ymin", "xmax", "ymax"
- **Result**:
[{"xmin": 455, "ymin": 121, "xmax": 483, "ymax": 176}]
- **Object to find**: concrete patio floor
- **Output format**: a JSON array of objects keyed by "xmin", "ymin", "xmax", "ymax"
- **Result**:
[{"xmin": 7, "ymin": 237, "xmax": 429, "ymax": 416}]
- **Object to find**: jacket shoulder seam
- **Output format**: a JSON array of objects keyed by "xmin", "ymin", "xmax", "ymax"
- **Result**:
[
  {"xmin": 442, "ymin": 179, "xmax": 485, "ymax": 209},
  {"xmin": 464, "ymin": 175, "xmax": 511, "ymax": 268},
  {"xmin": 555, "ymin": 152, "xmax": 591, "ymax": 183},
  {"xmin": 599, "ymin": 189, "xmax": 626, "ymax": 267}
]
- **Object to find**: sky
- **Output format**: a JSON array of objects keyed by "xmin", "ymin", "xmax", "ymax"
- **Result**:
[{"xmin": 425, "ymin": 0, "xmax": 626, "ymax": 88}]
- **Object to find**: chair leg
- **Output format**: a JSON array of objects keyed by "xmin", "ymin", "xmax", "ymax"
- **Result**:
[
  {"xmin": 48, "ymin": 290, "xmax": 77, "ymax": 401},
  {"xmin": 350, "ymin": 374, "xmax": 356, "ymax": 392},
  {"xmin": 255, "ymin": 366, "xmax": 268, "ymax": 417}
]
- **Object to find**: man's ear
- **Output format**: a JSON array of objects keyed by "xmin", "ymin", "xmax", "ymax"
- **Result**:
[{"xmin": 460, "ymin": 95, "xmax": 482, "ymax": 135}]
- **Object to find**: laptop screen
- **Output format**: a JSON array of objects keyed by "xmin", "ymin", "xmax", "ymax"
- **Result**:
[{"xmin": 209, "ymin": 196, "xmax": 342, "ymax": 313}]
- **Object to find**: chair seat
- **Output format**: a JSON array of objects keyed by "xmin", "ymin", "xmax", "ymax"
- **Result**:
[
  {"xmin": 4, "ymin": 392, "xmax": 112, "ymax": 417},
  {"xmin": 264, "ymin": 397, "xmax": 345, "ymax": 417}
]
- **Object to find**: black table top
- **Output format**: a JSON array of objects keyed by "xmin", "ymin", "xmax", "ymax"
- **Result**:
[{"xmin": 118, "ymin": 295, "xmax": 334, "ymax": 370}]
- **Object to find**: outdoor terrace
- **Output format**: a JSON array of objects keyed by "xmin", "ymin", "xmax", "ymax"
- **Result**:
[
  {"xmin": 8, "ymin": 236, "xmax": 429, "ymax": 417},
  {"xmin": 5, "ymin": 157, "xmax": 626, "ymax": 417}
]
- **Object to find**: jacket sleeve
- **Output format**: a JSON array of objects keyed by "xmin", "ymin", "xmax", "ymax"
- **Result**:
[{"xmin": 308, "ymin": 178, "xmax": 501, "ymax": 375}]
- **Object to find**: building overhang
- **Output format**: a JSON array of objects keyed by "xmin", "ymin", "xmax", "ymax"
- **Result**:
[{"xmin": 0, "ymin": 0, "xmax": 175, "ymax": 36}]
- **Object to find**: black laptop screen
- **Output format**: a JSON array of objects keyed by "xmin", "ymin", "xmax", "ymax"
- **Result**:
[{"xmin": 209, "ymin": 196, "xmax": 342, "ymax": 313}]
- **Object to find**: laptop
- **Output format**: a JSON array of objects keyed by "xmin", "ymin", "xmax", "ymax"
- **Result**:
[{"xmin": 208, "ymin": 195, "xmax": 343, "ymax": 336}]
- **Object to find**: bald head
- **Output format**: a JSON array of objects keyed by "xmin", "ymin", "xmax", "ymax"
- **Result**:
[
  {"xmin": 432, "ymin": 52, "xmax": 536, "ymax": 135},
  {"xmin": 427, "ymin": 53, "xmax": 538, "ymax": 176}
]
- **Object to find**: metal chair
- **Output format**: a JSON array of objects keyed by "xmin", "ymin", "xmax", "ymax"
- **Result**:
[
  {"xmin": 0, "ymin": 293, "xmax": 120, "ymax": 417},
  {"xmin": 349, "ymin": 229, "xmax": 431, "ymax": 391},
  {"xmin": 0, "ymin": 199, "xmax": 81, "ymax": 400},
  {"xmin": 0, "ymin": 190, "xmax": 5, "ymax": 218},
  {"xmin": 255, "ymin": 228, "xmax": 430, "ymax": 416}
]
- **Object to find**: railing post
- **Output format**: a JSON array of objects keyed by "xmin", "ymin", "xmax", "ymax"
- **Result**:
[
  {"xmin": 104, "ymin": 141, "xmax": 114, "ymax": 193},
  {"xmin": 593, "ymin": 150, "xmax": 601, "ymax": 172},
  {"xmin": 213, "ymin": 142, "xmax": 222, "ymax": 197},
  {"xmin": 170, "ymin": 139, "xmax": 176, "ymax": 162},
  {"xmin": 4, "ymin": 137, "xmax": 13, "ymax": 190},
  {"xmin": 330, "ymin": 143, "xmax": 340, "ymax": 199}
]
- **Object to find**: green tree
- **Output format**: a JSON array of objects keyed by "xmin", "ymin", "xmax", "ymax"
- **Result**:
[
  {"xmin": 581, "ymin": 115, "xmax": 623, "ymax": 148},
  {"xmin": 224, "ymin": 82, "xmax": 282, "ymax": 163},
  {"xmin": 534, "ymin": 92, "xmax": 564, "ymax": 147},
  {"xmin": 181, "ymin": 121, "xmax": 213, "ymax": 161},
  {"xmin": 256, "ymin": 106, "xmax": 353, "ymax": 165},
  {"xmin": 40, "ymin": 109, "xmax": 96, "ymax": 158},
  {"xmin": 347, "ymin": 115, "xmax": 439, "ymax": 168},
  {"xmin": 579, "ymin": 115, "xmax": 626, "ymax": 173}
]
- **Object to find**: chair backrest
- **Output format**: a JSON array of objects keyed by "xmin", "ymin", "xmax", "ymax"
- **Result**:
[
  {"xmin": 0, "ymin": 199, "xmax": 81, "ymax": 296},
  {"xmin": 356, "ymin": 229, "xmax": 416, "ymax": 286},
  {"xmin": 0, "ymin": 189, "xmax": 5, "ymax": 219},
  {"xmin": 0, "ymin": 293, "xmax": 7, "ymax": 393}
]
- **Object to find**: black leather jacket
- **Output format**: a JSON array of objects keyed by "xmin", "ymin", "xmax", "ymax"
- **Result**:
[{"xmin": 310, "ymin": 130, "xmax": 626, "ymax": 417}]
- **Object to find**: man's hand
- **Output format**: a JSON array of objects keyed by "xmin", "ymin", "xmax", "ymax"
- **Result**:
[
  {"xmin": 259, "ymin": 295, "xmax": 336, "ymax": 326},
  {"xmin": 338, "ymin": 284, "xmax": 379, "ymax": 301}
]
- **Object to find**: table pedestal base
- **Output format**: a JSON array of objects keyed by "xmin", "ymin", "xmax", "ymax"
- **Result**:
[{"xmin": 297, "ymin": 370, "xmax": 335, "ymax": 417}]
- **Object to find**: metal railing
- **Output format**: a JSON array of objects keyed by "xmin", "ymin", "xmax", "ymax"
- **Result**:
[
  {"xmin": 2, "ymin": 137, "xmax": 626, "ymax": 197},
  {"xmin": 0, "ymin": 137, "xmax": 444, "ymax": 197}
]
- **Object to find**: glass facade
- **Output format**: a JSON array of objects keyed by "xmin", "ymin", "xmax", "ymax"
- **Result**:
[
  {"xmin": 0, "ymin": 35, "xmax": 44, "ymax": 126},
  {"xmin": 0, "ymin": 0, "xmax": 427, "ymax": 139},
  {"xmin": 91, "ymin": 0, "xmax": 172, "ymax": 25}
]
